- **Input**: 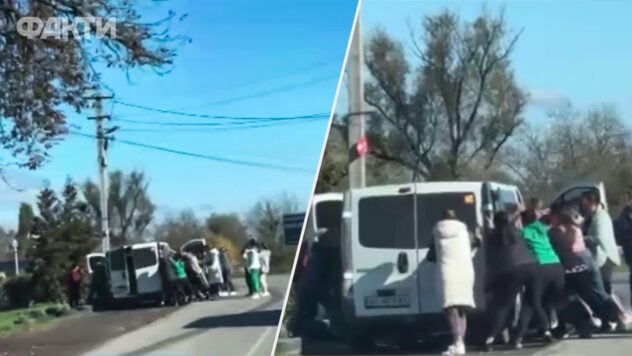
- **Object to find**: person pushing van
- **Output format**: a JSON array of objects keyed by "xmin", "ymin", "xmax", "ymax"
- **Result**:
[{"xmin": 429, "ymin": 209, "xmax": 476, "ymax": 356}]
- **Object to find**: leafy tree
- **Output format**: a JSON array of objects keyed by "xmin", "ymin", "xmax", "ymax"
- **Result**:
[
  {"xmin": 155, "ymin": 209, "xmax": 205, "ymax": 249},
  {"xmin": 16, "ymin": 203, "xmax": 35, "ymax": 257},
  {"xmin": 83, "ymin": 170, "xmax": 155, "ymax": 246},
  {"xmin": 364, "ymin": 9, "xmax": 526, "ymax": 180},
  {"xmin": 205, "ymin": 233, "xmax": 240, "ymax": 267},
  {"xmin": 28, "ymin": 178, "xmax": 96, "ymax": 302},
  {"xmin": 206, "ymin": 213, "xmax": 248, "ymax": 246},
  {"xmin": 0, "ymin": 1, "xmax": 185, "ymax": 169}
]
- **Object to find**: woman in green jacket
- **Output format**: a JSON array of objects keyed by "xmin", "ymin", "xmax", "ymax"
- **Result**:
[{"xmin": 514, "ymin": 210, "xmax": 565, "ymax": 349}]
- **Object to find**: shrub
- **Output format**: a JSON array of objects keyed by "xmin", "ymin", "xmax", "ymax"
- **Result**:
[
  {"xmin": 45, "ymin": 303, "xmax": 71, "ymax": 317},
  {"xmin": 2, "ymin": 275, "xmax": 34, "ymax": 308}
]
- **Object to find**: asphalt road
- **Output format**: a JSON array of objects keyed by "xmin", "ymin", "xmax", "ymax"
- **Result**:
[
  {"xmin": 275, "ymin": 273, "xmax": 632, "ymax": 356},
  {"xmin": 85, "ymin": 274, "xmax": 289, "ymax": 356}
]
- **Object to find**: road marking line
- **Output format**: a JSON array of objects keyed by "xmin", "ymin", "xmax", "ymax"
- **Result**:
[{"xmin": 245, "ymin": 326, "xmax": 273, "ymax": 356}]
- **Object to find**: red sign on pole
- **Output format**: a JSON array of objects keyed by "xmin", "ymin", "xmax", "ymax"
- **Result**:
[{"xmin": 356, "ymin": 136, "xmax": 368, "ymax": 157}]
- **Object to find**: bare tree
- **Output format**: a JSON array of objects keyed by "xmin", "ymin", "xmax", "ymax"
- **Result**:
[
  {"xmin": 364, "ymin": 9, "xmax": 527, "ymax": 180},
  {"xmin": 507, "ymin": 103, "xmax": 632, "ymax": 206}
]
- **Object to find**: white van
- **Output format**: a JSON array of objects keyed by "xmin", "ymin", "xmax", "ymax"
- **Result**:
[
  {"xmin": 107, "ymin": 241, "xmax": 170, "ymax": 305},
  {"xmin": 339, "ymin": 181, "xmax": 524, "ymax": 347}
]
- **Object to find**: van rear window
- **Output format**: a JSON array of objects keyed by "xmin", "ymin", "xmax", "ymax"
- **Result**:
[
  {"xmin": 108, "ymin": 249, "xmax": 125, "ymax": 271},
  {"xmin": 417, "ymin": 192, "xmax": 477, "ymax": 248},
  {"xmin": 315, "ymin": 200, "xmax": 343, "ymax": 231},
  {"xmin": 133, "ymin": 247, "xmax": 157, "ymax": 269},
  {"xmin": 358, "ymin": 194, "xmax": 415, "ymax": 249}
]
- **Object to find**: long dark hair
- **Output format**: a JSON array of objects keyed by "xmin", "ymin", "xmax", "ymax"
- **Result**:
[{"xmin": 491, "ymin": 211, "xmax": 517, "ymax": 246}]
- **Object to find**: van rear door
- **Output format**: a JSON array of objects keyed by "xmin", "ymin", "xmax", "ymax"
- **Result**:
[
  {"xmin": 415, "ymin": 190, "xmax": 483, "ymax": 312},
  {"xmin": 132, "ymin": 243, "xmax": 162, "ymax": 295},
  {"xmin": 108, "ymin": 247, "xmax": 130, "ymax": 297},
  {"xmin": 351, "ymin": 184, "xmax": 420, "ymax": 318}
]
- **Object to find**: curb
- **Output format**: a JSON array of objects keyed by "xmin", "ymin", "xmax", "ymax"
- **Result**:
[{"xmin": 274, "ymin": 337, "xmax": 301, "ymax": 355}]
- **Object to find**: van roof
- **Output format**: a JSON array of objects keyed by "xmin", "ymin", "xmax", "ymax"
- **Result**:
[
  {"xmin": 349, "ymin": 181, "xmax": 513, "ymax": 194},
  {"xmin": 312, "ymin": 192, "xmax": 343, "ymax": 203}
]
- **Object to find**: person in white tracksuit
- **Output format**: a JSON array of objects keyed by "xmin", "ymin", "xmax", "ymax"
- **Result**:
[{"xmin": 259, "ymin": 242, "xmax": 271, "ymax": 297}]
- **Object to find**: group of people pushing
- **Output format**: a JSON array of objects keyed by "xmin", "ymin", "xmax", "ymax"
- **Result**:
[
  {"xmin": 432, "ymin": 191, "xmax": 632, "ymax": 355},
  {"xmin": 162, "ymin": 239, "xmax": 272, "ymax": 304}
]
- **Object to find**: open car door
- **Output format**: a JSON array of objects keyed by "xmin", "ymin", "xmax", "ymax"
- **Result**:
[
  {"xmin": 550, "ymin": 181, "xmax": 608, "ymax": 212},
  {"xmin": 86, "ymin": 253, "xmax": 106, "ymax": 274},
  {"xmin": 180, "ymin": 238, "xmax": 207, "ymax": 256}
]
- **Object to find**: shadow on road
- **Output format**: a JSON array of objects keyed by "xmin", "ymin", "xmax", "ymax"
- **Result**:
[{"xmin": 185, "ymin": 309, "xmax": 281, "ymax": 329}]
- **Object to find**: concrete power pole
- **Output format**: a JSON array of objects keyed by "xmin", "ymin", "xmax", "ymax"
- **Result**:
[
  {"xmin": 88, "ymin": 95, "xmax": 114, "ymax": 253},
  {"xmin": 347, "ymin": 14, "xmax": 366, "ymax": 189}
]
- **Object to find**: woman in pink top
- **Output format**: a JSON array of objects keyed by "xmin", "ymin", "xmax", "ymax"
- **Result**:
[{"xmin": 548, "ymin": 206, "xmax": 611, "ymax": 335}]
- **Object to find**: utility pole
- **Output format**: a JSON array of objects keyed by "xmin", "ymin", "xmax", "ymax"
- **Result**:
[
  {"xmin": 87, "ymin": 94, "xmax": 116, "ymax": 253},
  {"xmin": 347, "ymin": 14, "xmax": 366, "ymax": 189}
]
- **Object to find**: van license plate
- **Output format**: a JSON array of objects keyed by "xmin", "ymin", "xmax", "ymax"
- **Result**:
[{"xmin": 364, "ymin": 295, "xmax": 410, "ymax": 309}]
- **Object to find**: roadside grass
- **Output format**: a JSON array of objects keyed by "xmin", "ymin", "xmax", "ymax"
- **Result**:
[{"xmin": 0, "ymin": 303, "xmax": 71, "ymax": 338}]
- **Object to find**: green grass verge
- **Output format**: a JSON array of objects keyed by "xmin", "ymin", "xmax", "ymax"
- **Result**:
[{"xmin": 0, "ymin": 303, "xmax": 70, "ymax": 338}]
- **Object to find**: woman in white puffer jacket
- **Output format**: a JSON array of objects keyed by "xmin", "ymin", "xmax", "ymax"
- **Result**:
[{"xmin": 431, "ymin": 209, "xmax": 476, "ymax": 356}]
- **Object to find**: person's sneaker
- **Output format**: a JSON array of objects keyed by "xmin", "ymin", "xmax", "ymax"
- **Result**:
[
  {"xmin": 513, "ymin": 339, "xmax": 523, "ymax": 350},
  {"xmin": 543, "ymin": 330, "xmax": 556, "ymax": 343},
  {"xmin": 218, "ymin": 292, "xmax": 228, "ymax": 297},
  {"xmin": 442, "ymin": 344, "xmax": 465, "ymax": 356},
  {"xmin": 230, "ymin": 291, "xmax": 238, "ymax": 296},
  {"xmin": 251, "ymin": 294, "xmax": 260, "ymax": 300},
  {"xmin": 262, "ymin": 292, "xmax": 271, "ymax": 297}
]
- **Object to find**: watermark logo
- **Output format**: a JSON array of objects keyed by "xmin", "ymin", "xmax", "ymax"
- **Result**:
[{"xmin": 16, "ymin": 17, "xmax": 116, "ymax": 40}]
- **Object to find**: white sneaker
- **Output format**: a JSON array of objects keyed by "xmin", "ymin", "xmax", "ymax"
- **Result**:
[
  {"xmin": 230, "ymin": 292, "xmax": 237, "ymax": 296},
  {"xmin": 442, "ymin": 343, "xmax": 465, "ymax": 355},
  {"xmin": 218, "ymin": 292, "xmax": 228, "ymax": 297},
  {"xmin": 251, "ymin": 294, "xmax": 260, "ymax": 300},
  {"xmin": 262, "ymin": 292, "xmax": 270, "ymax": 297}
]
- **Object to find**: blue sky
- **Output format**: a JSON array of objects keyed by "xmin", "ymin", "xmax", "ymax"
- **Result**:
[
  {"xmin": 337, "ymin": 0, "xmax": 632, "ymax": 123},
  {"xmin": 0, "ymin": 0, "xmax": 359, "ymax": 228}
]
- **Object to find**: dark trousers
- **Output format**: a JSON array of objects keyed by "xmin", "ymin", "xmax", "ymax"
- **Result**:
[
  {"xmin": 68, "ymin": 283, "xmax": 81, "ymax": 307},
  {"xmin": 600, "ymin": 262, "xmax": 614, "ymax": 295},
  {"xmin": 222, "ymin": 270, "xmax": 235, "ymax": 292},
  {"xmin": 517, "ymin": 263, "xmax": 565, "ymax": 338},
  {"xmin": 486, "ymin": 264, "xmax": 535, "ymax": 339}
]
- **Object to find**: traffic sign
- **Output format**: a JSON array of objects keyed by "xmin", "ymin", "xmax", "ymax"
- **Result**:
[
  {"xmin": 356, "ymin": 136, "xmax": 368, "ymax": 156},
  {"xmin": 283, "ymin": 213, "xmax": 306, "ymax": 246}
]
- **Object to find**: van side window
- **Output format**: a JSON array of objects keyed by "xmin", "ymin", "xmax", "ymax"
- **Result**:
[
  {"xmin": 358, "ymin": 195, "xmax": 415, "ymax": 249},
  {"xmin": 315, "ymin": 201, "xmax": 343, "ymax": 231},
  {"xmin": 497, "ymin": 189, "xmax": 519, "ymax": 211}
]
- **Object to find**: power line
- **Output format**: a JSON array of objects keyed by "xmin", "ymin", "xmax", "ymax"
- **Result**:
[
  {"xmin": 117, "ymin": 116, "xmax": 326, "ymax": 132},
  {"xmin": 115, "ymin": 115, "xmax": 327, "ymax": 127},
  {"xmin": 111, "ymin": 111, "xmax": 328, "ymax": 123},
  {"xmin": 115, "ymin": 75, "xmax": 337, "ymax": 118},
  {"xmin": 70, "ymin": 131, "xmax": 314, "ymax": 174}
]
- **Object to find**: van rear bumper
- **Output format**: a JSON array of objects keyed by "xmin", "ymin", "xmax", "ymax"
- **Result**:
[{"xmin": 342, "ymin": 299, "xmax": 487, "ymax": 339}]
